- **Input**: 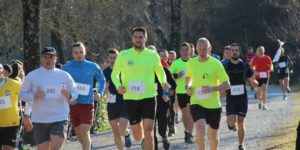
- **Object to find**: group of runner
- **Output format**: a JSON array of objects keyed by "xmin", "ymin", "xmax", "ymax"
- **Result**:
[{"xmin": 0, "ymin": 26, "xmax": 295, "ymax": 150}]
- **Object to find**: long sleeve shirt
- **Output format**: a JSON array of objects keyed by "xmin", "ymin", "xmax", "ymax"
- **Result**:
[{"xmin": 20, "ymin": 67, "xmax": 78, "ymax": 123}]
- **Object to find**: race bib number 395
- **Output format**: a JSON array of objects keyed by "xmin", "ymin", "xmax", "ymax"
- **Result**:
[
  {"xmin": 128, "ymin": 82, "xmax": 145, "ymax": 94},
  {"xmin": 0, "ymin": 96, "xmax": 12, "ymax": 110},
  {"xmin": 43, "ymin": 85, "xmax": 62, "ymax": 99},
  {"xmin": 76, "ymin": 83, "xmax": 91, "ymax": 96}
]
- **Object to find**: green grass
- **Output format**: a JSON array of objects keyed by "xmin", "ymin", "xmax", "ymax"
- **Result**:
[{"xmin": 94, "ymin": 95, "xmax": 111, "ymax": 132}]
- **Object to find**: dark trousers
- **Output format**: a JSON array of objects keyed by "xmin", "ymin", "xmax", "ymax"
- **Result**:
[
  {"xmin": 168, "ymin": 94, "xmax": 176, "ymax": 128},
  {"xmin": 154, "ymin": 96, "xmax": 171, "ymax": 150}
]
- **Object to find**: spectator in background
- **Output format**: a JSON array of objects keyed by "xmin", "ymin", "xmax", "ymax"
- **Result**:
[
  {"xmin": 168, "ymin": 51, "xmax": 177, "ymax": 66},
  {"xmin": 3, "ymin": 64, "xmax": 12, "ymax": 77},
  {"xmin": 244, "ymin": 47, "xmax": 256, "ymax": 64},
  {"xmin": 189, "ymin": 43, "xmax": 197, "ymax": 58}
]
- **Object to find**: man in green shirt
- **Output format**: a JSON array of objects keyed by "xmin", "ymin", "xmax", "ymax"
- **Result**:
[
  {"xmin": 169, "ymin": 42, "xmax": 194, "ymax": 143},
  {"xmin": 186, "ymin": 38, "xmax": 230, "ymax": 150},
  {"xmin": 111, "ymin": 27, "xmax": 169, "ymax": 150}
]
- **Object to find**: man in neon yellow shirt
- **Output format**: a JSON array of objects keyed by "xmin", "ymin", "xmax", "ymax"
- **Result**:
[
  {"xmin": 186, "ymin": 38, "xmax": 230, "ymax": 150},
  {"xmin": 169, "ymin": 42, "xmax": 194, "ymax": 143},
  {"xmin": 0, "ymin": 63, "xmax": 21, "ymax": 150},
  {"xmin": 111, "ymin": 27, "xmax": 169, "ymax": 150}
]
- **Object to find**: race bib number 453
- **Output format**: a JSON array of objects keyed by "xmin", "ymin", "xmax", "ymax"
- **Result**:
[
  {"xmin": 0, "ymin": 96, "xmax": 12, "ymax": 110},
  {"xmin": 128, "ymin": 82, "xmax": 145, "ymax": 94}
]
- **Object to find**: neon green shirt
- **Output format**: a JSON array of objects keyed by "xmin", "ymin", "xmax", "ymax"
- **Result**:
[
  {"xmin": 186, "ymin": 56, "xmax": 229, "ymax": 108},
  {"xmin": 169, "ymin": 58, "xmax": 188, "ymax": 94},
  {"xmin": 111, "ymin": 47, "xmax": 167, "ymax": 100}
]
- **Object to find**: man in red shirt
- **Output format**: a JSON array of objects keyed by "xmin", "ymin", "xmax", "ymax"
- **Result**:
[{"xmin": 251, "ymin": 46, "xmax": 273, "ymax": 110}]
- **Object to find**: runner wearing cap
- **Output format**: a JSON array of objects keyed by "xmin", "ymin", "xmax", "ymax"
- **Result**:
[{"xmin": 20, "ymin": 47, "xmax": 78, "ymax": 150}]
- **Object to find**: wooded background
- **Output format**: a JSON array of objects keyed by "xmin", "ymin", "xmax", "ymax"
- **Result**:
[{"xmin": 0, "ymin": 0, "xmax": 299, "ymax": 83}]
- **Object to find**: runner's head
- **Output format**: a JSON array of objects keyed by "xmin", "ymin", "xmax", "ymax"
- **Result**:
[
  {"xmin": 247, "ymin": 47, "xmax": 253, "ymax": 53},
  {"xmin": 189, "ymin": 43, "xmax": 195, "ymax": 57},
  {"xmin": 168, "ymin": 51, "xmax": 176, "ymax": 62},
  {"xmin": 3, "ymin": 64, "xmax": 12, "ymax": 77},
  {"xmin": 147, "ymin": 45, "xmax": 157, "ymax": 52},
  {"xmin": 229, "ymin": 43, "xmax": 240, "ymax": 60},
  {"xmin": 159, "ymin": 49, "xmax": 168, "ymax": 61},
  {"xmin": 196, "ymin": 37, "xmax": 211, "ymax": 59},
  {"xmin": 72, "ymin": 42, "xmax": 86, "ymax": 62},
  {"xmin": 256, "ymin": 46, "xmax": 265, "ymax": 56},
  {"xmin": 41, "ymin": 47, "xmax": 57, "ymax": 70},
  {"xmin": 223, "ymin": 45, "xmax": 231, "ymax": 60},
  {"xmin": 107, "ymin": 48, "xmax": 119, "ymax": 66},
  {"xmin": 132, "ymin": 27, "xmax": 147, "ymax": 50},
  {"xmin": 180, "ymin": 42, "xmax": 191, "ymax": 60}
]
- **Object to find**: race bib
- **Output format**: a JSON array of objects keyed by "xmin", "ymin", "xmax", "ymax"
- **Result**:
[
  {"xmin": 196, "ymin": 88, "xmax": 212, "ymax": 100},
  {"xmin": 43, "ymin": 85, "xmax": 62, "ymax": 99},
  {"xmin": 0, "ymin": 96, "xmax": 12, "ymax": 109},
  {"xmin": 278, "ymin": 62, "xmax": 286, "ymax": 68},
  {"xmin": 230, "ymin": 84, "xmax": 245, "ymax": 96},
  {"xmin": 76, "ymin": 83, "xmax": 91, "ymax": 96},
  {"xmin": 128, "ymin": 82, "xmax": 145, "ymax": 94},
  {"xmin": 259, "ymin": 72, "xmax": 268, "ymax": 78},
  {"xmin": 107, "ymin": 93, "xmax": 116, "ymax": 103}
]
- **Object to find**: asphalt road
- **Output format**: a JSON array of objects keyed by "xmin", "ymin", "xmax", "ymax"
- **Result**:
[{"xmin": 62, "ymin": 86, "xmax": 299, "ymax": 150}]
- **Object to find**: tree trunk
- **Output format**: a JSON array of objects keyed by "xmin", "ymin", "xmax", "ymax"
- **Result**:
[
  {"xmin": 51, "ymin": 30, "xmax": 65, "ymax": 63},
  {"xmin": 170, "ymin": 0, "xmax": 181, "ymax": 52},
  {"xmin": 22, "ymin": 0, "xmax": 41, "ymax": 73}
]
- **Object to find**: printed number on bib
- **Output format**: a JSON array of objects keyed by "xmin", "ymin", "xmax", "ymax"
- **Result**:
[
  {"xmin": 259, "ymin": 72, "xmax": 267, "ymax": 78},
  {"xmin": 0, "ymin": 96, "xmax": 11, "ymax": 109},
  {"xmin": 196, "ymin": 88, "xmax": 211, "ymax": 100},
  {"xmin": 107, "ymin": 93, "xmax": 116, "ymax": 103},
  {"xmin": 43, "ymin": 85, "xmax": 62, "ymax": 99},
  {"xmin": 128, "ymin": 82, "xmax": 145, "ymax": 94},
  {"xmin": 76, "ymin": 83, "xmax": 91, "ymax": 96},
  {"xmin": 230, "ymin": 84, "xmax": 244, "ymax": 96},
  {"xmin": 278, "ymin": 62, "xmax": 286, "ymax": 68}
]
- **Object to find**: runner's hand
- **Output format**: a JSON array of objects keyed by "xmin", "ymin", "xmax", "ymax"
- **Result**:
[
  {"xmin": 162, "ymin": 82, "xmax": 171, "ymax": 90},
  {"xmin": 251, "ymin": 79, "xmax": 259, "ymax": 88},
  {"xmin": 61, "ymin": 86, "xmax": 71, "ymax": 100},
  {"xmin": 23, "ymin": 116, "xmax": 33, "ymax": 132},
  {"xmin": 178, "ymin": 70, "xmax": 185, "ymax": 78},
  {"xmin": 169, "ymin": 89, "xmax": 175, "ymax": 96},
  {"xmin": 187, "ymin": 86, "xmax": 193, "ymax": 96},
  {"xmin": 118, "ymin": 86, "xmax": 126, "ymax": 95},
  {"xmin": 219, "ymin": 90, "xmax": 226, "ymax": 98},
  {"xmin": 68, "ymin": 100, "xmax": 77, "ymax": 105},
  {"xmin": 94, "ymin": 92, "xmax": 101, "ymax": 101},
  {"xmin": 202, "ymin": 86, "xmax": 213, "ymax": 93},
  {"xmin": 290, "ymin": 70, "xmax": 293, "ymax": 74},
  {"xmin": 34, "ymin": 87, "xmax": 45, "ymax": 100}
]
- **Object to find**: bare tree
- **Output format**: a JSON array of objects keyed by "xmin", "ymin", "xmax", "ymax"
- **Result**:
[
  {"xmin": 170, "ymin": 0, "xmax": 181, "ymax": 52},
  {"xmin": 22, "ymin": 0, "xmax": 41, "ymax": 73}
]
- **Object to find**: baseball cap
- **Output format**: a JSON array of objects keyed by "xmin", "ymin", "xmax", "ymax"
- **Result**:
[{"xmin": 41, "ymin": 47, "xmax": 57, "ymax": 55}]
